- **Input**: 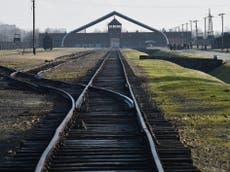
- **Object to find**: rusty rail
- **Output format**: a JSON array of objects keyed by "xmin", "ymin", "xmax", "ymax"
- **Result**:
[
  {"xmin": 118, "ymin": 50, "xmax": 164, "ymax": 172},
  {"xmin": 35, "ymin": 51, "xmax": 111, "ymax": 172}
]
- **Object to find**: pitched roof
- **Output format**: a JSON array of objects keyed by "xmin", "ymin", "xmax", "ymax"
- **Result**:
[{"xmin": 108, "ymin": 18, "xmax": 122, "ymax": 26}]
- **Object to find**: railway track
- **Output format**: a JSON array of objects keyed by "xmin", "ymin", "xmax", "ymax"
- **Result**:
[
  {"xmin": 0, "ymin": 51, "xmax": 104, "ymax": 171},
  {"xmin": 0, "ymin": 66, "xmax": 16, "ymax": 76},
  {"xmin": 33, "ymin": 50, "xmax": 162, "ymax": 172},
  {"xmin": 0, "ymin": 49, "xmax": 199, "ymax": 172},
  {"xmin": 0, "ymin": 71, "xmax": 80, "ymax": 172},
  {"xmin": 121, "ymin": 52, "xmax": 200, "ymax": 172}
]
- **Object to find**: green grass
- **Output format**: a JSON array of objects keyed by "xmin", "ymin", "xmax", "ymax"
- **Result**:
[
  {"xmin": 150, "ymin": 48, "xmax": 230, "ymax": 84},
  {"xmin": 122, "ymin": 49, "xmax": 230, "ymax": 172},
  {"xmin": 210, "ymin": 62, "xmax": 230, "ymax": 84},
  {"xmin": 150, "ymin": 48, "xmax": 212, "ymax": 59}
]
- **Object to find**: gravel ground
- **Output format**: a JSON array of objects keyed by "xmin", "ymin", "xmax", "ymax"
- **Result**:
[
  {"xmin": 0, "ymin": 49, "xmax": 106, "ymax": 161},
  {"xmin": 0, "ymin": 77, "xmax": 57, "ymax": 161},
  {"xmin": 0, "ymin": 49, "xmax": 98, "ymax": 161},
  {"xmin": 41, "ymin": 49, "xmax": 107, "ymax": 84}
]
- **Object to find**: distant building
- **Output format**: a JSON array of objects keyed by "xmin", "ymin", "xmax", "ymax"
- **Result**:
[
  {"xmin": 166, "ymin": 31, "xmax": 192, "ymax": 46},
  {"xmin": 38, "ymin": 33, "xmax": 66, "ymax": 48},
  {"xmin": 38, "ymin": 11, "xmax": 169, "ymax": 48},
  {"xmin": 0, "ymin": 24, "xmax": 21, "ymax": 42},
  {"xmin": 0, "ymin": 24, "xmax": 24, "ymax": 50},
  {"xmin": 38, "ymin": 11, "xmax": 191, "ymax": 49},
  {"xmin": 44, "ymin": 28, "xmax": 67, "ymax": 33},
  {"xmin": 213, "ymin": 33, "xmax": 230, "ymax": 49}
]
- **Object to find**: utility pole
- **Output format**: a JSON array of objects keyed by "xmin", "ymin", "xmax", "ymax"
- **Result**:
[
  {"xmin": 189, "ymin": 20, "xmax": 193, "ymax": 48},
  {"xmin": 193, "ymin": 20, "xmax": 199, "ymax": 49},
  {"xmin": 207, "ymin": 9, "xmax": 214, "ymax": 49},
  {"xmin": 204, "ymin": 17, "xmax": 207, "ymax": 50},
  {"xmin": 189, "ymin": 20, "xmax": 193, "ymax": 33},
  {"xmin": 218, "ymin": 13, "xmax": 225, "ymax": 51},
  {"xmin": 177, "ymin": 26, "xmax": 181, "ymax": 46},
  {"xmin": 182, "ymin": 24, "xmax": 184, "ymax": 46},
  {"xmin": 186, "ymin": 23, "xmax": 188, "ymax": 48},
  {"xmin": 173, "ymin": 27, "xmax": 177, "ymax": 45},
  {"xmin": 32, "ymin": 0, "xmax": 36, "ymax": 55}
]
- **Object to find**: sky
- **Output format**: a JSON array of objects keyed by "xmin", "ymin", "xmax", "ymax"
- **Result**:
[{"xmin": 0, "ymin": 0, "xmax": 230, "ymax": 33}]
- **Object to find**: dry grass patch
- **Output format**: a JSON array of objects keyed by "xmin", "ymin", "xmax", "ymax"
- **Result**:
[
  {"xmin": 150, "ymin": 48, "xmax": 212, "ymax": 59},
  {"xmin": 0, "ymin": 48, "xmax": 89, "ymax": 70},
  {"xmin": 41, "ymin": 50, "xmax": 107, "ymax": 83}
]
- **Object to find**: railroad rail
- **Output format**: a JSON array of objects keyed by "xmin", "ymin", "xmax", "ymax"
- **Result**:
[
  {"xmin": 121, "ymin": 51, "xmax": 200, "ymax": 172},
  {"xmin": 0, "ymin": 49, "xmax": 199, "ymax": 172},
  {"xmin": 33, "ymin": 50, "xmax": 163, "ymax": 172},
  {"xmin": 0, "ymin": 51, "xmax": 104, "ymax": 171},
  {"xmin": 0, "ymin": 76, "xmax": 75, "ymax": 172},
  {"xmin": 0, "ymin": 66, "xmax": 16, "ymax": 76},
  {"xmin": 0, "ymin": 69, "xmax": 83, "ymax": 172}
]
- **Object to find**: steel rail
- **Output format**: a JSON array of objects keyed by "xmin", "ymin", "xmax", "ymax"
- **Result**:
[
  {"xmin": 10, "ymin": 72, "xmax": 41, "ymax": 90},
  {"xmin": 89, "ymin": 85, "xmax": 134, "ymax": 109},
  {"xmin": 10, "ymin": 71, "xmax": 76, "ymax": 127},
  {"xmin": 34, "ymin": 49, "xmax": 162, "ymax": 172},
  {"xmin": 9, "ymin": 73, "xmax": 78, "ymax": 172},
  {"xmin": 0, "ymin": 65, "xmax": 16, "ymax": 73},
  {"xmin": 35, "ymin": 51, "xmax": 110, "ymax": 172},
  {"xmin": 75, "ymin": 52, "xmax": 110, "ymax": 109},
  {"xmin": 118, "ymin": 50, "xmax": 164, "ymax": 172},
  {"xmin": 34, "ymin": 86, "xmax": 75, "ymax": 172}
]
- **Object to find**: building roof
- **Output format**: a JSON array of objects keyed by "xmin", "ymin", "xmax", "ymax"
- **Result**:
[{"xmin": 108, "ymin": 18, "xmax": 122, "ymax": 26}]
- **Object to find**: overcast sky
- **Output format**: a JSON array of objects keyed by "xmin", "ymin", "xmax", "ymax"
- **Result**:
[{"xmin": 0, "ymin": 0, "xmax": 230, "ymax": 33}]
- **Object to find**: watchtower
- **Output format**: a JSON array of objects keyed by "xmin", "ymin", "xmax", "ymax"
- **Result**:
[
  {"xmin": 108, "ymin": 18, "xmax": 122, "ymax": 48},
  {"xmin": 61, "ymin": 11, "xmax": 169, "ymax": 47}
]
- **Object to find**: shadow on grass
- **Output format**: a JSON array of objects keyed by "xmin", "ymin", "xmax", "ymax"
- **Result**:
[
  {"xmin": 146, "ymin": 76, "xmax": 219, "ymax": 84},
  {"xmin": 176, "ymin": 105, "xmax": 229, "ymax": 113},
  {"xmin": 210, "ymin": 63, "xmax": 230, "ymax": 84}
]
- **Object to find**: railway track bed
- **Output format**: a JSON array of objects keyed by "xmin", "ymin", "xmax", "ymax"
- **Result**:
[
  {"xmin": 47, "ymin": 91, "xmax": 154, "ymax": 171},
  {"xmin": 0, "ymin": 49, "xmax": 200, "ymax": 172},
  {"xmin": 0, "ymin": 75, "xmax": 70, "ymax": 163}
]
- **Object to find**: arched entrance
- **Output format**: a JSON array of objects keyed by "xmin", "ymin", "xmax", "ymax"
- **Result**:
[{"xmin": 62, "ymin": 11, "xmax": 169, "ymax": 48}]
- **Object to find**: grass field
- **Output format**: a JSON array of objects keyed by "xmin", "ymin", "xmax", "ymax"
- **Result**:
[
  {"xmin": 147, "ymin": 48, "xmax": 230, "ymax": 84},
  {"xmin": 151, "ymin": 48, "xmax": 212, "ymax": 59},
  {"xmin": 0, "ymin": 48, "xmax": 88, "ymax": 70},
  {"xmin": 122, "ymin": 49, "xmax": 230, "ymax": 172}
]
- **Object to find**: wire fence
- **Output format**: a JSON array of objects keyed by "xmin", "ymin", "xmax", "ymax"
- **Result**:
[{"xmin": 0, "ymin": 42, "xmax": 32, "ymax": 50}]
